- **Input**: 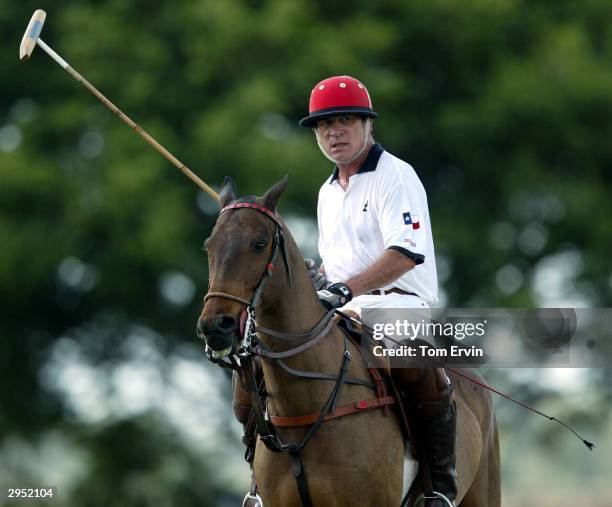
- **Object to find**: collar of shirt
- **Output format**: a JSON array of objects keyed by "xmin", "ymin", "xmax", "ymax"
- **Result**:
[{"xmin": 329, "ymin": 143, "xmax": 384, "ymax": 183}]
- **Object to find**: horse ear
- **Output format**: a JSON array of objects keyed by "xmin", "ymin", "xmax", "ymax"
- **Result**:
[
  {"xmin": 218, "ymin": 176, "xmax": 238, "ymax": 209},
  {"xmin": 261, "ymin": 174, "xmax": 289, "ymax": 211}
]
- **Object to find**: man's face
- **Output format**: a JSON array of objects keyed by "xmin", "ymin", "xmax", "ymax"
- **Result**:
[{"xmin": 315, "ymin": 115, "xmax": 366, "ymax": 164}]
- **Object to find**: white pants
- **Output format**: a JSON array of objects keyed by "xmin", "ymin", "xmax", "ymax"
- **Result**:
[{"xmin": 342, "ymin": 293, "xmax": 433, "ymax": 346}]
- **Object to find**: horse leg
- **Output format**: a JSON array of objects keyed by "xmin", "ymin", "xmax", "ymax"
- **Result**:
[
  {"xmin": 231, "ymin": 368, "xmax": 262, "ymax": 461},
  {"xmin": 458, "ymin": 413, "xmax": 501, "ymax": 507},
  {"xmin": 451, "ymin": 369, "xmax": 501, "ymax": 507}
]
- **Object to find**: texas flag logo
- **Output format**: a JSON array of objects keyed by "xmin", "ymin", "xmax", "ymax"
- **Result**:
[{"xmin": 402, "ymin": 212, "xmax": 420, "ymax": 230}]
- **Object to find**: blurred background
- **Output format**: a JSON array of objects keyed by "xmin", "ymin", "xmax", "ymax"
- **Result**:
[{"xmin": 1, "ymin": 1, "xmax": 611, "ymax": 505}]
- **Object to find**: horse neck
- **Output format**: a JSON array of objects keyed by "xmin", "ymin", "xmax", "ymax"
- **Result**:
[{"xmin": 255, "ymin": 230, "xmax": 348, "ymax": 416}]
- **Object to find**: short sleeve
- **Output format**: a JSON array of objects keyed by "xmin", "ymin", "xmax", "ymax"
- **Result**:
[{"xmin": 377, "ymin": 183, "xmax": 427, "ymax": 265}]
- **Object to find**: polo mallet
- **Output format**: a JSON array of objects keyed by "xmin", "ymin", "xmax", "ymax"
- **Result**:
[{"xmin": 19, "ymin": 9, "xmax": 219, "ymax": 201}]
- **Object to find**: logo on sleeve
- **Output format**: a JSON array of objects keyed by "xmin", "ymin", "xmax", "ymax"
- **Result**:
[
  {"xmin": 403, "ymin": 212, "xmax": 420, "ymax": 229},
  {"xmin": 362, "ymin": 200, "xmax": 368, "ymax": 212}
]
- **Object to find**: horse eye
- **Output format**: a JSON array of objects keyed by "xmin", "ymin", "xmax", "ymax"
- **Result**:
[
  {"xmin": 202, "ymin": 238, "xmax": 210, "ymax": 252},
  {"xmin": 252, "ymin": 240, "xmax": 268, "ymax": 252}
]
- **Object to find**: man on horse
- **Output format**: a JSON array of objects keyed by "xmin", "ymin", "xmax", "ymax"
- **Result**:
[{"xmin": 300, "ymin": 75, "xmax": 457, "ymax": 507}]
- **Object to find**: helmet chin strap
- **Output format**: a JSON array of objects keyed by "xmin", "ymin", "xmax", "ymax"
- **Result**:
[{"xmin": 315, "ymin": 118, "xmax": 373, "ymax": 166}]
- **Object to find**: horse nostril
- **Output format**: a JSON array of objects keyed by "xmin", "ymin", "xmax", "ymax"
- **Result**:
[
  {"xmin": 215, "ymin": 315, "xmax": 238, "ymax": 334},
  {"xmin": 197, "ymin": 315, "xmax": 237, "ymax": 344},
  {"xmin": 197, "ymin": 318, "xmax": 207, "ymax": 339}
]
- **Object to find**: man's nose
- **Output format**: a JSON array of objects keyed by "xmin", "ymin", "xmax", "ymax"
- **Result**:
[{"xmin": 329, "ymin": 123, "xmax": 344, "ymax": 135}]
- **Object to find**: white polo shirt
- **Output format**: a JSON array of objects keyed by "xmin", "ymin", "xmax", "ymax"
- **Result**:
[{"xmin": 317, "ymin": 144, "xmax": 438, "ymax": 304}]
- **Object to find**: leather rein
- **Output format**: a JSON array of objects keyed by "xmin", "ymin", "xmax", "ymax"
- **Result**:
[{"xmin": 203, "ymin": 200, "xmax": 396, "ymax": 507}]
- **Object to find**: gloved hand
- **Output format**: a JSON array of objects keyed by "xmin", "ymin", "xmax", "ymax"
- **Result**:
[
  {"xmin": 304, "ymin": 258, "xmax": 328, "ymax": 291},
  {"xmin": 317, "ymin": 282, "xmax": 353, "ymax": 310}
]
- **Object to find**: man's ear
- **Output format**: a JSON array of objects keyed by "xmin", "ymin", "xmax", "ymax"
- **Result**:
[
  {"xmin": 218, "ymin": 176, "xmax": 238, "ymax": 209},
  {"xmin": 261, "ymin": 174, "xmax": 289, "ymax": 211}
]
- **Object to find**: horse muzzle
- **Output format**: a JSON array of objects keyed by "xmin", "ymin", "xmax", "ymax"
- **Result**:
[{"xmin": 197, "ymin": 314, "xmax": 239, "ymax": 357}]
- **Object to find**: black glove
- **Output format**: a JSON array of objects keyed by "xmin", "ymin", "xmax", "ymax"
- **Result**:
[
  {"xmin": 304, "ymin": 258, "xmax": 328, "ymax": 291},
  {"xmin": 317, "ymin": 282, "xmax": 353, "ymax": 310}
]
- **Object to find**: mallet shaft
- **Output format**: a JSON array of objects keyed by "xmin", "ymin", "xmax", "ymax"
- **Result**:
[
  {"xmin": 35, "ymin": 39, "xmax": 219, "ymax": 201},
  {"xmin": 36, "ymin": 38, "xmax": 67, "ymax": 68}
]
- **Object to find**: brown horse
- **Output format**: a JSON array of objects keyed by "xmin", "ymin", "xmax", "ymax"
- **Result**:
[{"xmin": 198, "ymin": 176, "xmax": 500, "ymax": 507}]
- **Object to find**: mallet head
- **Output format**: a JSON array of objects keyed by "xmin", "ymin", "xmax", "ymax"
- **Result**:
[{"xmin": 20, "ymin": 9, "xmax": 46, "ymax": 61}]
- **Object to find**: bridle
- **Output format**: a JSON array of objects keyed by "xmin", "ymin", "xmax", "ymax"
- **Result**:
[
  {"xmin": 203, "ymin": 200, "xmax": 345, "ymax": 364},
  {"xmin": 202, "ymin": 198, "xmax": 340, "ymax": 369}
]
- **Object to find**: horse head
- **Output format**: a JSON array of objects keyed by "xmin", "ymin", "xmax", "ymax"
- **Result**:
[{"xmin": 197, "ymin": 175, "xmax": 293, "ymax": 357}]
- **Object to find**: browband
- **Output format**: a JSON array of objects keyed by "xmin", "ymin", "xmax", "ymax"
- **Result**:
[{"xmin": 220, "ymin": 202, "xmax": 283, "ymax": 228}]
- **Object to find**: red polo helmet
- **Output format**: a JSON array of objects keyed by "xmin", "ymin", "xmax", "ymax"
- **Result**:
[{"xmin": 299, "ymin": 75, "xmax": 378, "ymax": 128}]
